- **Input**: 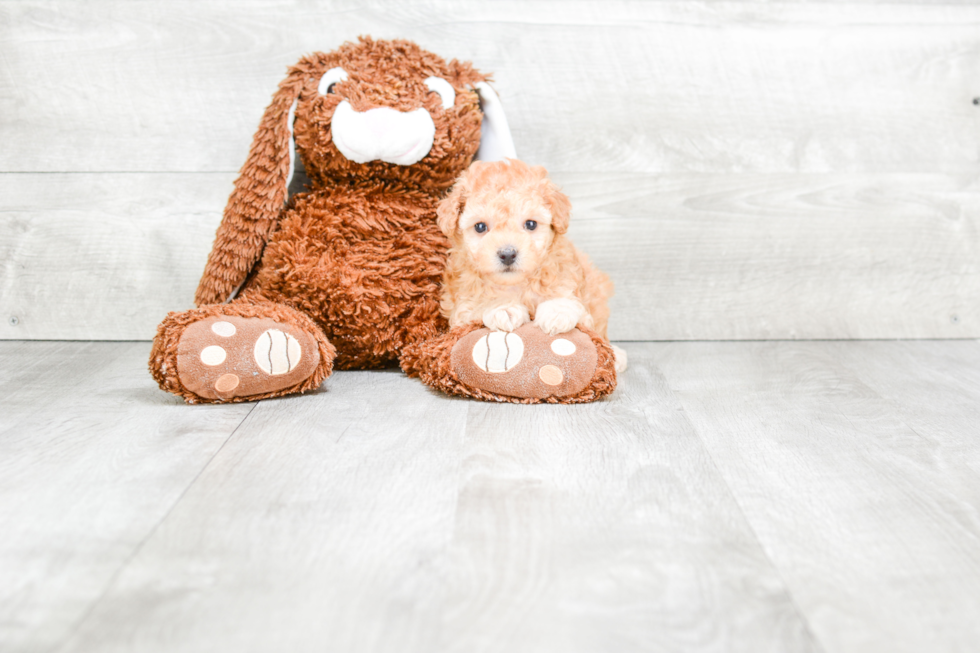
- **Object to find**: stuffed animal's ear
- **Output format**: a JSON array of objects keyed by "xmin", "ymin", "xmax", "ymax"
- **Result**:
[
  {"xmin": 437, "ymin": 173, "xmax": 468, "ymax": 238},
  {"xmin": 194, "ymin": 68, "xmax": 306, "ymax": 306},
  {"xmin": 472, "ymin": 82, "xmax": 517, "ymax": 162}
]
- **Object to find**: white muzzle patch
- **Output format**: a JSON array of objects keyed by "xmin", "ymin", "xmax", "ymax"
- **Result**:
[{"xmin": 331, "ymin": 100, "xmax": 435, "ymax": 165}]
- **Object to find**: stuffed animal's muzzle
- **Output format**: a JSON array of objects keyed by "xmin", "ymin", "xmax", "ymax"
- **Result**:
[{"xmin": 331, "ymin": 100, "xmax": 435, "ymax": 166}]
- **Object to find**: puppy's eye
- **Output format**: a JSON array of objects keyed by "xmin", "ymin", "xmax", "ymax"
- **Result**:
[
  {"xmin": 318, "ymin": 67, "xmax": 348, "ymax": 96},
  {"xmin": 474, "ymin": 222, "xmax": 488, "ymax": 234},
  {"xmin": 524, "ymin": 220, "xmax": 538, "ymax": 231}
]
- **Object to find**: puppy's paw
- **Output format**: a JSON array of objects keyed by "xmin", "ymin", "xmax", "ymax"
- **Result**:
[
  {"xmin": 534, "ymin": 298, "xmax": 586, "ymax": 335},
  {"xmin": 483, "ymin": 304, "xmax": 530, "ymax": 332}
]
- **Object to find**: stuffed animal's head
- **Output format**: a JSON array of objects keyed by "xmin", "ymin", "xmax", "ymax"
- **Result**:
[
  {"xmin": 194, "ymin": 37, "xmax": 515, "ymax": 306},
  {"xmin": 252, "ymin": 37, "xmax": 515, "ymax": 193}
]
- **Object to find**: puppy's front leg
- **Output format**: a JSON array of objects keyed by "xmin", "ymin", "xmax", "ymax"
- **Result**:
[
  {"xmin": 449, "ymin": 304, "xmax": 478, "ymax": 329},
  {"xmin": 534, "ymin": 298, "xmax": 587, "ymax": 335},
  {"xmin": 483, "ymin": 304, "xmax": 530, "ymax": 332}
]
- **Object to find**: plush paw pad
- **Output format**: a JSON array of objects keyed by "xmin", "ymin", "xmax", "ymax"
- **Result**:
[
  {"xmin": 253, "ymin": 329, "xmax": 302, "ymax": 375},
  {"xmin": 471, "ymin": 331, "xmax": 525, "ymax": 372},
  {"xmin": 176, "ymin": 316, "xmax": 320, "ymax": 401},
  {"xmin": 451, "ymin": 324, "xmax": 598, "ymax": 399}
]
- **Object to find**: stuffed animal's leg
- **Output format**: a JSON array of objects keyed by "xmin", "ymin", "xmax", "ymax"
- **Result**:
[
  {"xmin": 149, "ymin": 301, "xmax": 335, "ymax": 404},
  {"xmin": 400, "ymin": 324, "xmax": 618, "ymax": 404}
]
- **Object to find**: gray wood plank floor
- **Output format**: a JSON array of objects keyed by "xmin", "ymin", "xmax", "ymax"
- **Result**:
[{"xmin": 2, "ymin": 339, "xmax": 979, "ymax": 652}]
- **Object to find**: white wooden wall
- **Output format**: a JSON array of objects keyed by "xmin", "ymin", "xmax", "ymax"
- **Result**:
[{"xmin": 2, "ymin": 0, "xmax": 978, "ymax": 341}]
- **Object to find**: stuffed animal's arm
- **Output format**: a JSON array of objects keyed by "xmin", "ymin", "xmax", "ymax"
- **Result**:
[{"xmin": 194, "ymin": 200, "xmax": 279, "ymax": 306}]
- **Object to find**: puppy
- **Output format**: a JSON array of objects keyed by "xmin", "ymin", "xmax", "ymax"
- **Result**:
[{"xmin": 437, "ymin": 159, "xmax": 627, "ymax": 373}]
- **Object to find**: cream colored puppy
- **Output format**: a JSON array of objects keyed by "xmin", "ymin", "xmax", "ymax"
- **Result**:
[{"xmin": 437, "ymin": 159, "xmax": 627, "ymax": 372}]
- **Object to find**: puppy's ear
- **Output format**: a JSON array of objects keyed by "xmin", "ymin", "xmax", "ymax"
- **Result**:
[
  {"xmin": 541, "ymin": 173, "xmax": 572, "ymax": 235},
  {"xmin": 437, "ymin": 173, "xmax": 467, "ymax": 238}
]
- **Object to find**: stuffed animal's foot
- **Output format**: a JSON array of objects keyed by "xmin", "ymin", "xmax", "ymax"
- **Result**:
[
  {"xmin": 175, "ymin": 316, "xmax": 321, "ymax": 401},
  {"xmin": 401, "ymin": 323, "xmax": 617, "ymax": 404},
  {"xmin": 150, "ymin": 303, "xmax": 335, "ymax": 404},
  {"xmin": 453, "ymin": 324, "xmax": 604, "ymax": 399}
]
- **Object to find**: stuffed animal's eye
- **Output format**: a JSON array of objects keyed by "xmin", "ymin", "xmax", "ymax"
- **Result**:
[
  {"xmin": 318, "ymin": 67, "xmax": 348, "ymax": 95},
  {"xmin": 424, "ymin": 77, "xmax": 455, "ymax": 110},
  {"xmin": 474, "ymin": 222, "xmax": 488, "ymax": 234},
  {"xmin": 524, "ymin": 220, "xmax": 538, "ymax": 231}
]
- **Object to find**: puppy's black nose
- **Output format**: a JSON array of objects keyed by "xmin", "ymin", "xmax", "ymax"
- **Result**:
[{"xmin": 497, "ymin": 246, "xmax": 518, "ymax": 267}]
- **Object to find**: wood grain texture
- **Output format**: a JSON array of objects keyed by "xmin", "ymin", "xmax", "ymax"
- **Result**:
[
  {"xmin": 650, "ymin": 340, "xmax": 980, "ymax": 653},
  {"xmin": 563, "ymin": 171, "xmax": 980, "ymax": 340},
  {"xmin": 1, "ymin": 1, "xmax": 977, "ymax": 174},
  {"xmin": 4, "ymin": 340, "xmax": 980, "ymax": 651},
  {"xmin": 440, "ymin": 350, "xmax": 819, "ymax": 653},
  {"xmin": 2, "ymin": 1, "xmax": 979, "ymax": 341},
  {"xmin": 3, "ymin": 172, "xmax": 976, "ymax": 341},
  {"xmin": 832, "ymin": 340, "xmax": 980, "ymax": 448},
  {"xmin": 58, "ymin": 368, "xmax": 471, "ymax": 653},
  {"xmin": 50, "ymin": 347, "xmax": 820, "ymax": 653},
  {"xmin": 0, "ymin": 341, "xmax": 251, "ymax": 653},
  {"xmin": 0, "ymin": 173, "xmax": 232, "ymax": 340}
]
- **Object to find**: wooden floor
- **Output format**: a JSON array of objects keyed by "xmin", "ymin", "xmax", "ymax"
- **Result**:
[{"xmin": 2, "ymin": 339, "xmax": 979, "ymax": 653}]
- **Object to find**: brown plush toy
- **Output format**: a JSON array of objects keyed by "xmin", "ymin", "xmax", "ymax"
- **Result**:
[{"xmin": 149, "ymin": 37, "xmax": 617, "ymax": 404}]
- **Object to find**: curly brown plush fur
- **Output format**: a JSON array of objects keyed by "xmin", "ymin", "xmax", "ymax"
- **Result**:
[
  {"xmin": 240, "ymin": 181, "xmax": 451, "ymax": 369},
  {"xmin": 149, "ymin": 36, "xmax": 617, "ymax": 404},
  {"xmin": 195, "ymin": 38, "xmax": 486, "ymax": 309}
]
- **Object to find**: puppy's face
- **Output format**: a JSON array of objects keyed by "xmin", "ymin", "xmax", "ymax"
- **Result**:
[
  {"xmin": 459, "ymin": 189, "xmax": 556, "ymax": 285},
  {"xmin": 439, "ymin": 160, "xmax": 571, "ymax": 286}
]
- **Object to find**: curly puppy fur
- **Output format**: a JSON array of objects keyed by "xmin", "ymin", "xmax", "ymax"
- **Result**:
[{"xmin": 436, "ymin": 159, "xmax": 625, "ymax": 371}]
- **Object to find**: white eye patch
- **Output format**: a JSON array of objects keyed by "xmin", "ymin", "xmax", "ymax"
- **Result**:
[
  {"xmin": 318, "ymin": 67, "xmax": 348, "ymax": 95},
  {"xmin": 424, "ymin": 76, "xmax": 455, "ymax": 109}
]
